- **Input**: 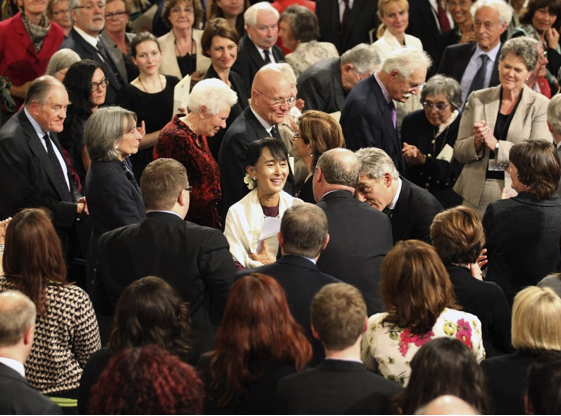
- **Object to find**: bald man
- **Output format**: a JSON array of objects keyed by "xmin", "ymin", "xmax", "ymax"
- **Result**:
[{"xmin": 219, "ymin": 64, "xmax": 295, "ymax": 214}]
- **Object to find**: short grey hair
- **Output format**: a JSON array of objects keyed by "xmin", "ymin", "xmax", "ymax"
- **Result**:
[
  {"xmin": 0, "ymin": 291, "xmax": 36, "ymax": 348},
  {"xmin": 187, "ymin": 78, "xmax": 238, "ymax": 114},
  {"xmin": 46, "ymin": 49, "xmax": 81, "ymax": 77},
  {"xmin": 355, "ymin": 147, "xmax": 399, "ymax": 180},
  {"xmin": 24, "ymin": 75, "xmax": 65, "ymax": 106},
  {"xmin": 548, "ymin": 94, "xmax": 561, "ymax": 136},
  {"xmin": 279, "ymin": 5, "xmax": 319, "ymax": 43},
  {"xmin": 317, "ymin": 148, "xmax": 360, "ymax": 187},
  {"xmin": 244, "ymin": 1, "xmax": 279, "ymax": 27},
  {"xmin": 500, "ymin": 37, "xmax": 539, "ymax": 71},
  {"xmin": 381, "ymin": 47, "xmax": 432, "ymax": 77},
  {"xmin": 472, "ymin": 0, "xmax": 513, "ymax": 25},
  {"xmin": 85, "ymin": 106, "xmax": 137, "ymax": 162},
  {"xmin": 281, "ymin": 203, "xmax": 328, "ymax": 258},
  {"xmin": 341, "ymin": 43, "xmax": 381, "ymax": 76},
  {"xmin": 421, "ymin": 75, "xmax": 462, "ymax": 111}
]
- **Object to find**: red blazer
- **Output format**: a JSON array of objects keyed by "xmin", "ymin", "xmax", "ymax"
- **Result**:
[{"xmin": 0, "ymin": 12, "xmax": 64, "ymax": 90}]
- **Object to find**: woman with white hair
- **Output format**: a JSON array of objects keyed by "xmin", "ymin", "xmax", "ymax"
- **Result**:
[{"xmin": 155, "ymin": 78, "xmax": 238, "ymax": 228}]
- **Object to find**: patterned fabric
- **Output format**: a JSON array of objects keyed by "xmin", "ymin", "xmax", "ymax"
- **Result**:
[
  {"xmin": 361, "ymin": 308, "xmax": 485, "ymax": 386},
  {"xmin": 285, "ymin": 41, "xmax": 339, "ymax": 78},
  {"xmin": 0, "ymin": 276, "xmax": 101, "ymax": 395},
  {"xmin": 154, "ymin": 115, "xmax": 222, "ymax": 228}
]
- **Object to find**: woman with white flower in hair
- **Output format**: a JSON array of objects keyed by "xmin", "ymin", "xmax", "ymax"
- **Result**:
[{"xmin": 224, "ymin": 138, "xmax": 303, "ymax": 269}]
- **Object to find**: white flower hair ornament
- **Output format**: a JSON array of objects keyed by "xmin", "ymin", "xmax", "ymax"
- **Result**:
[{"xmin": 244, "ymin": 173, "xmax": 256, "ymax": 190}]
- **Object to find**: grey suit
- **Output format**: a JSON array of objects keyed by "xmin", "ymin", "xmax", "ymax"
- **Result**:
[{"xmin": 297, "ymin": 57, "xmax": 346, "ymax": 114}]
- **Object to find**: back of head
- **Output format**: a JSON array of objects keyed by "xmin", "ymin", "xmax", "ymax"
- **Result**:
[
  {"xmin": 430, "ymin": 206, "xmax": 485, "ymax": 265},
  {"xmin": 341, "ymin": 43, "xmax": 381, "ymax": 76},
  {"xmin": 89, "ymin": 345, "xmax": 204, "ymax": 414},
  {"xmin": 418, "ymin": 395, "xmax": 479, "ymax": 415},
  {"xmin": 548, "ymin": 94, "xmax": 561, "ymax": 136},
  {"xmin": 310, "ymin": 283, "xmax": 366, "ymax": 351},
  {"xmin": 397, "ymin": 338, "xmax": 489, "ymax": 414},
  {"xmin": 24, "ymin": 75, "xmax": 65, "ymax": 107},
  {"xmin": 316, "ymin": 148, "xmax": 360, "ymax": 187},
  {"xmin": 109, "ymin": 276, "xmax": 191, "ymax": 362},
  {"xmin": 280, "ymin": 5, "xmax": 319, "ymax": 43},
  {"xmin": 355, "ymin": 147, "xmax": 399, "ymax": 180},
  {"xmin": 46, "ymin": 49, "xmax": 81, "ymax": 77},
  {"xmin": 280, "ymin": 203, "xmax": 328, "ymax": 258},
  {"xmin": 298, "ymin": 110, "xmax": 345, "ymax": 168},
  {"xmin": 0, "ymin": 291, "xmax": 36, "ymax": 349},
  {"xmin": 381, "ymin": 240, "xmax": 457, "ymax": 334},
  {"xmin": 380, "ymin": 47, "xmax": 432, "ymax": 78},
  {"xmin": 512, "ymin": 286, "xmax": 561, "ymax": 351},
  {"xmin": 141, "ymin": 158, "xmax": 189, "ymax": 211},
  {"xmin": 474, "ymin": 0, "xmax": 514, "ymax": 25},
  {"xmin": 526, "ymin": 351, "xmax": 561, "ymax": 415}
]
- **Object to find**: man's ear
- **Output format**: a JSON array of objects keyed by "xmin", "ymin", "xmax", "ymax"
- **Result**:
[
  {"xmin": 342, "ymin": 64, "xmax": 354, "ymax": 75},
  {"xmin": 311, "ymin": 325, "xmax": 321, "ymax": 340},
  {"xmin": 383, "ymin": 172, "xmax": 393, "ymax": 188},
  {"xmin": 362, "ymin": 316, "xmax": 368, "ymax": 334},
  {"xmin": 322, "ymin": 234, "xmax": 330, "ymax": 251},
  {"xmin": 277, "ymin": 231, "xmax": 283, "ymax": 246},
  {"xmin": 23, "ymin": 325, "xmax": 34, "ymax": 346}
]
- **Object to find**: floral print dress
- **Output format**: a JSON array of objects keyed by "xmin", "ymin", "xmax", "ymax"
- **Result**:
[{"xmin": 361, "ymin": 308, "xmax": 485, "ymax": 386}]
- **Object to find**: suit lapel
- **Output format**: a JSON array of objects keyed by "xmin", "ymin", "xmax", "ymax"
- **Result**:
[
  {"xmin": 457, "ymin": 44, "xmax": 476, "ymax": 81},
  {"xmin": 505, "ymin": 86, "xmax": 533, "ymax": 140},
  {"xmin": 482, "ymin": 86, "xmax": 501, "ymax": 131},
  {"xmin": 371, "ymin": 79, "xmax": 400, "ymax": 155},
  {"xmin": 391, "ymin": 177, "xmax": 410, "ymax": 239},
  {"xmin": 15, "ymin": 14, "xmax": 37, "ymax": 57}
]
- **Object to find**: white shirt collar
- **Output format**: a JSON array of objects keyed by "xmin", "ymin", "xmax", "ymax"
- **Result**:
[
  {"xmin": 24, "ymin": 108, "xmax": 47, "ymax": 138},
  {"xmin": 474, "ymin": 42, "xmax": 501, "ymax": 62},
  {"xmin": 0, "ymin": 357, "xmax": 25, "ymax": 378},
  {"xmin": 74, "ymin": 26, "xmax": 100, "ymax": 49},
  {"xmin": 250, "ymin": 105, "xmax": 274, "ymax": 132},
  {"xmin": 387, "ymin": 177, "xmax": 402, "ymax": 210}
]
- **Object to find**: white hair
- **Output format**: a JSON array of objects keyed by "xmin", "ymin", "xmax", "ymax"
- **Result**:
[
  {"xmin": 472, "ymin": 0, "xmax": 513, "ymax": 25},
  {"xmin": 244, "ymin": 1, "xmax": 279, "ymax": 27},
  {"xmin": 187, "ymin": 78, "xmax": 238, "ymax": 114},
  {"xmin": 381, "ymin": 47, "xmax": 432, "ymax": 78},
  {"xmin": 548, "ymin": 95, "xmax": 561, "ymax": 136}
]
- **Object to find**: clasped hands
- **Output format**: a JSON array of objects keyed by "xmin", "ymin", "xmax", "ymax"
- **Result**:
[
  {"xmin": 402, "ymin": 142, "xmax": 426, "ymax": 166},
  {"xmin": 473, "ymin": 121, "xmax": 498, "ymax": 153}
]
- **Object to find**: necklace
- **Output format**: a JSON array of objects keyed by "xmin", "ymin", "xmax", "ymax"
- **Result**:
[
  {"xmin": 429, "ymin": 126, "xmax": 449, "ymax": 158},
  {"xmin": 138, "ymin": 75, "xmax": 164, "ymax": 93},
  {"xmin": 175, "ymin": 36, "xmax": 194, "ymax": 57}
]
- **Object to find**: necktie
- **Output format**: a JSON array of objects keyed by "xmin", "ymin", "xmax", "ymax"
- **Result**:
[
  {"xmin": 96, "ymin": 40, "xmax": 123, "ymax": 89},
  {"xmin": 263, "ymin": 49, "xmax": 271, "ymax": 64},
  {"xmin": 270, "ymin": 125, "xmax": 280, "ymax": 140},
  {"xmin": 382, "ymin": 206, "xmax": 393, "ymax": 218},
  {"xmin": 388, "ymin": 100, "xmax": 396, "ymax": 129},
  {"xmin": 339, "ymin": 0, "xmax": 351, "ymax": 37},
  {"xmin": 468, "ymin": 54, "xmax": 490, "ymax": 99},
  {"xmin": 437, "ymin": 1, "xmax": 451, "ymax": 32},
  {"xmin": 44, "ymin": 133, "xmax": 73, "ymax": 202}
]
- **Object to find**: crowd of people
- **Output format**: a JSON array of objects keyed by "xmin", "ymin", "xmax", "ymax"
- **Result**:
[{"xmin": 2, "ymin": 0, "xmax": 561, "ymax": 413}]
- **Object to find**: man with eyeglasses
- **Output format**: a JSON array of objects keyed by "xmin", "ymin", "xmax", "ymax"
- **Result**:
[
  {"xmin": 219, "ymin": 64, "xmax": 295, "ymax": 216},
  {"xmin": 341, "ymin": 47, "xmax": 432, "ymax": 175},
  {"xmin": 60, "ymin": 0, "xmax": 124, "ymax": 104}
]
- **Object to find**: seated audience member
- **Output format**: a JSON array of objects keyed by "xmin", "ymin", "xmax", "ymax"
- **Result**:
[
  {"xmin": 78, "ymin": 276, "xmax": 191, "ymax": 413},
  {"xmin": 155, "ymin": 78, "xmax": 238, "ymax": 229},
  {"xmin": 0, "ymin": 291, "xmax": 62, "ymax": 415},
  {"xmin": 340, "ymin": 47, "xmax": 431, "ymax": 175},
  {"xmin": 47, "ymin": 0, "xmax": 72, "ymax": 36},
  {"xmin": 525, "ymin": 352, "xmax": 561, "ymax": 415},
  {"xmin": 294, "ymin": 110, "xmax": 346, "ymax": 203},
  {"xmin": 278, "ymin": 5, "xmax": 339, "ymax": 78},
  {"xmin": 0, "ymin": 209, "xmax": 101, "ymax": 410},
  {"xmin": 277, "ymin": 283, "xmax": 402, "ymax": 414},
  {"xmin": 481, "ymin": 286, "xmax": 561, "ymax": 415},
  {"xmin": 431, "ymin": 206, "xmax": 512, "ymax": 357},
  {"xmin": 482, "ymin": 139, "xmax": 561, "ymax": 305},
  {"xmin": 355, "ymin": 147, "xmax": 443, "ymax": 244},
  {"xmin": 219, "ymin": 64, "xmax": 295, "ymax": 214},
  {"xmin": 391, "ymin": 338, "xmax": 489, "ymax": 414},
  {"xmin": 89, "ymin": 346, "xmax": 204, "ymax": 415},
  {"xmin": 526, "ymin": 40, "xmax": 555, "ymax": 98},
  {"xmin": 361, "ymin": 240, "xmax": 485, "ymax": 387},
  {"xmin": 417, "ymin": 395, "xmax": 479, "ymax": 415},
  {"xmin": 313, "ymin": 149, "xmax": 393, "ymax": 315},
  {"xmin": 45, "ymin": 49, "xmax": 81, "ymax": 81},
  {"xmin": 224, "ymin": 138, "xmax": 302, "ymax": 269},
  {"xmin": 547, "ymin": 94, "xmax": 561, "ymax": 199},
  {"xmin": 297, "ymin": 44, "xmax": 379, "ymax": 114},
  {"xmin": 206, "ymin": 0, "xmax": 249, "ymax": 37},
  {"xmin": 437, "ymin": 0, "xmax": 477, "ymax": 65},
  {"xmin": 237, "ymin": 204, "xmax": 340, "ymax": 366},
  {"xmin": 452, "ymin": 37, "xmax": 551, "ymax": 218},
  {"xmin": 196, "ymin": 273, "xmax": 312, "ymax": 414},
  {"xmin": 97, "ymin": 158, "xmax": 235, "ymax": 364},
  {"xmin": 401, "ymin": 75, "xmax": 464, "ymax": 208}
]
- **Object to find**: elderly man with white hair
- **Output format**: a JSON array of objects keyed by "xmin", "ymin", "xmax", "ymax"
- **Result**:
[{"xmin": 340, "ymin": 47, "xmax": 432, "ymax": 174}]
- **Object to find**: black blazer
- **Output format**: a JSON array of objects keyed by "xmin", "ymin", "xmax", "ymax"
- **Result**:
[
  {"xmin": 60, "ymin": 28, "xmax": 123, "ymax": 105},
  {"xmin": 237, "ymin": 255, "xmax": 341, "ymax": 366},
  {"xmin": 297, "ymin": 57, "xmax": 346, "ymax": 113},
  {"xmin": 316, "ymin": 190, "xmax": 393, "ymax": 315},
  {"xmin": 0, "ymin": 363, "xmax": 62, "ymax": 415},
  {"xmin": 231, "ymin": 34, "xmax": 284, "ymax": 99},
  {"xmin": 341, "ymin": 75, "xmax": 406, "ymax": 174},
  {"xmin": 97, "ymin": 211, "xmax": 236, "ymax": 363},
  {"xmin": 218, "ymin": 106, "xmax": 294, "ymax": 215},
  {"xmin": 446, "ymin": 265, "xmax": 512, "ymax": 357},
  {"xmin": 277, "ymin": 359, "xmax": 402, "ymax": 415},
  {"xmin": 316, "ymin": 0, "xmax": 378, "ymax": 54},
  {"xmin": 391, "ymin": 177, "xmax": 443, "ymax": 245}
]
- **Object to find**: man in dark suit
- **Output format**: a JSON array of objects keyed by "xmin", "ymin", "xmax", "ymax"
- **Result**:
[
  {"xmin": 277, "ymin": 283, "xmax": 402, "ymax": 414},
  {"xmin": 0, "ymin": 76, "xmax": 86, "ymax": 258},
  {"xmin": 438, "ymin": 0, "xmax": 510, "ymax": 106},
  {"xmin": 0, "ymin": 291, "xmax": 62, "ymax": 415},
  {"xmin": 355, "ymin": 147, "xmax": 443, "ymax": 245},
  {"xmin": 340, "ymin": 48, "xmax": 432, "ymax": 175},
  {"xmin": 315, "ymin": 0, "xmax": 378, "ymax": 54},
  {"xmin": 219, "ymin": 64, "xmax": 295, "ymax": 214},
  {"xmin": 297, "ymin": 45, "xmax": 380, "ymax": 114},
  {"xmin": 232, "ymin": 2, "xmax": 284, "ymax": 98},
  {"xmin": 237, "ymin": 203, "xmax": 340, "ymax": 366},
  {"xmin": 312, "ymin": 149, "xmax": 393, "ymax": 315},
  {"xmin": 60, "ymin": 0, "xmax": 124, "ymax": 104},
  {"xmin": 547, "ymin": 95, "xmax": 561, "ymax": 198},
  {"xmin": 97, "ymin": 158, "xmax": 236, "ymax": 364}
]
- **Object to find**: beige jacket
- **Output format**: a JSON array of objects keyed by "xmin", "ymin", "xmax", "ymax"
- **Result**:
[{"xmin": 158, "ymin": 29, "xmax": 211, "ymax": 79}]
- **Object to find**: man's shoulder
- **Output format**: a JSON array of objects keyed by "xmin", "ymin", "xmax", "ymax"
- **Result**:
[
  {"xmin": 441, "ymin": 42, "xmax": 475, "ymax": 60},
  {"xmin": 238, "ymin": 34, "xmax": 255, "ymax": 51},
  {"xmin": 403, "ymin": 178, "xmax": 442, "ymax": 208},
  {"xmin": 299, "ymin": 57, "xmax": 338, "ymax": 81},
  {"xmin": 0, "ymin": 112, "xmax": 29, "ymax": 143}
]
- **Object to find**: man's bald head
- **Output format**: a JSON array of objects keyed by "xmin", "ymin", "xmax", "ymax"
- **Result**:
[
  {"xmin": 251, "ymin": 64, "xmax": 293, "ymax": 125},
  {"xmin": 418, "ymin": 395, "xmax": 478, "ymax": 415},
  {"xmin": 0, "ymin": 291, "xmax": 36, "ymax": 348}
]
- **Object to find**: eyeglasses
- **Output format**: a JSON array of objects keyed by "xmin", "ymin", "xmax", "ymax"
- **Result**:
[
  {"xmin": 170, "ymin": 6, "xmax": 194, "ymax": 13},
  {"xmin": 184, "ymin": 186, "xmax": 193, "ymax": 193},
  {"xmin": 73, "ymin": 2, "xmax": 105, "ymax": 10},
  {"xmin": 291, "ymin": 131, "xmax": 300, "ymax": 142},
  {"xmin": 52, "ymin": 8, "xmax": 70, "ymax": 15},
  {"xmin": 91, "ymin": 78, "xmax": 109, "ymax": 90},
  {"xmin": 105, "ymin": 10, "xmax": 127, "ymax": 18},
  {"xmin": 256, "ymin": 90, "xmax": 296, "ymax": 107},
  {"xmin": 422, "ymin": 101, "xmax": 450, "ymax": 112}
]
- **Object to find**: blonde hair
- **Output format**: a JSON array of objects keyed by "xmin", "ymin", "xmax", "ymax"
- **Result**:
[{"xmin": 376, "ymin": 0, "xmax": 409, "ymax": 39}]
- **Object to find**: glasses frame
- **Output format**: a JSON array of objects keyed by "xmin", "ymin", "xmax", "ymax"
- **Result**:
[
  {"xmin": 91, "ymin": 78, "xmax": 109, "ymax": 91},
  {"xmin": 105, "ymin": 10, "xmax": 127, "ymax": 18},
  {"xmin": 422, "ymin": 101, "xmax": 450, "ymax": 112},
  {"xmin": 255, "ymin": 90, "xmax": 296, "ymax": 107}
]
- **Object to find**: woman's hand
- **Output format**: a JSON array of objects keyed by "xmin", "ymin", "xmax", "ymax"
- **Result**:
[
  {"xmin": 546, "ymin": 28, "xmax": 560, "ymax": 51},
  {"xmin": 459, "ymin": 30, "xmax": 476, "ymax": 44},
  {"xmin": 249, "ymin": 240, "xmax": 275, "ymax": 265},
  {"xmin": 0, "ymin": 217, "xmax": 12, "ymax": 245},
  {"xmin": 476, "ymin": 248, "xmax": 488, "ymax": 269},
  {"xmin": 473, "ymin": 121, "xmax": 498, "ymax": 152},
  {"xmin": 137, "ymin": 120, "xmax": 146, "ymax": 138},
  {"xmin": 469, "ymin": 262, "xmax": 484, "ymax": 280},
  {"xmin": 402, "ymin": 142, "xmax": 426, "ymax": 166}
]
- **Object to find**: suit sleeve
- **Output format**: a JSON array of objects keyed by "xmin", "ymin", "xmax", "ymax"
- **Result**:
[
  {"xmin": 231, "ymin": 49, "xmax": 253, "ymax": 99},
  {"xmin": 220, "ymin": 131, "xmax": 251, "ymax": 207},
  {"xmin": 414, "ymin": 199, "xmax": 442, "ymax": 244},
  {"xmin": 298, "ymin": 76, "xmax": 326, "ymax": 112},
  {"xmin": 341, "ymin": 105, "xmax": 382, "ymax": 152},
  {"xmin": 437, "ymin": 47, "xmax": 452, "ymax": 77}
]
